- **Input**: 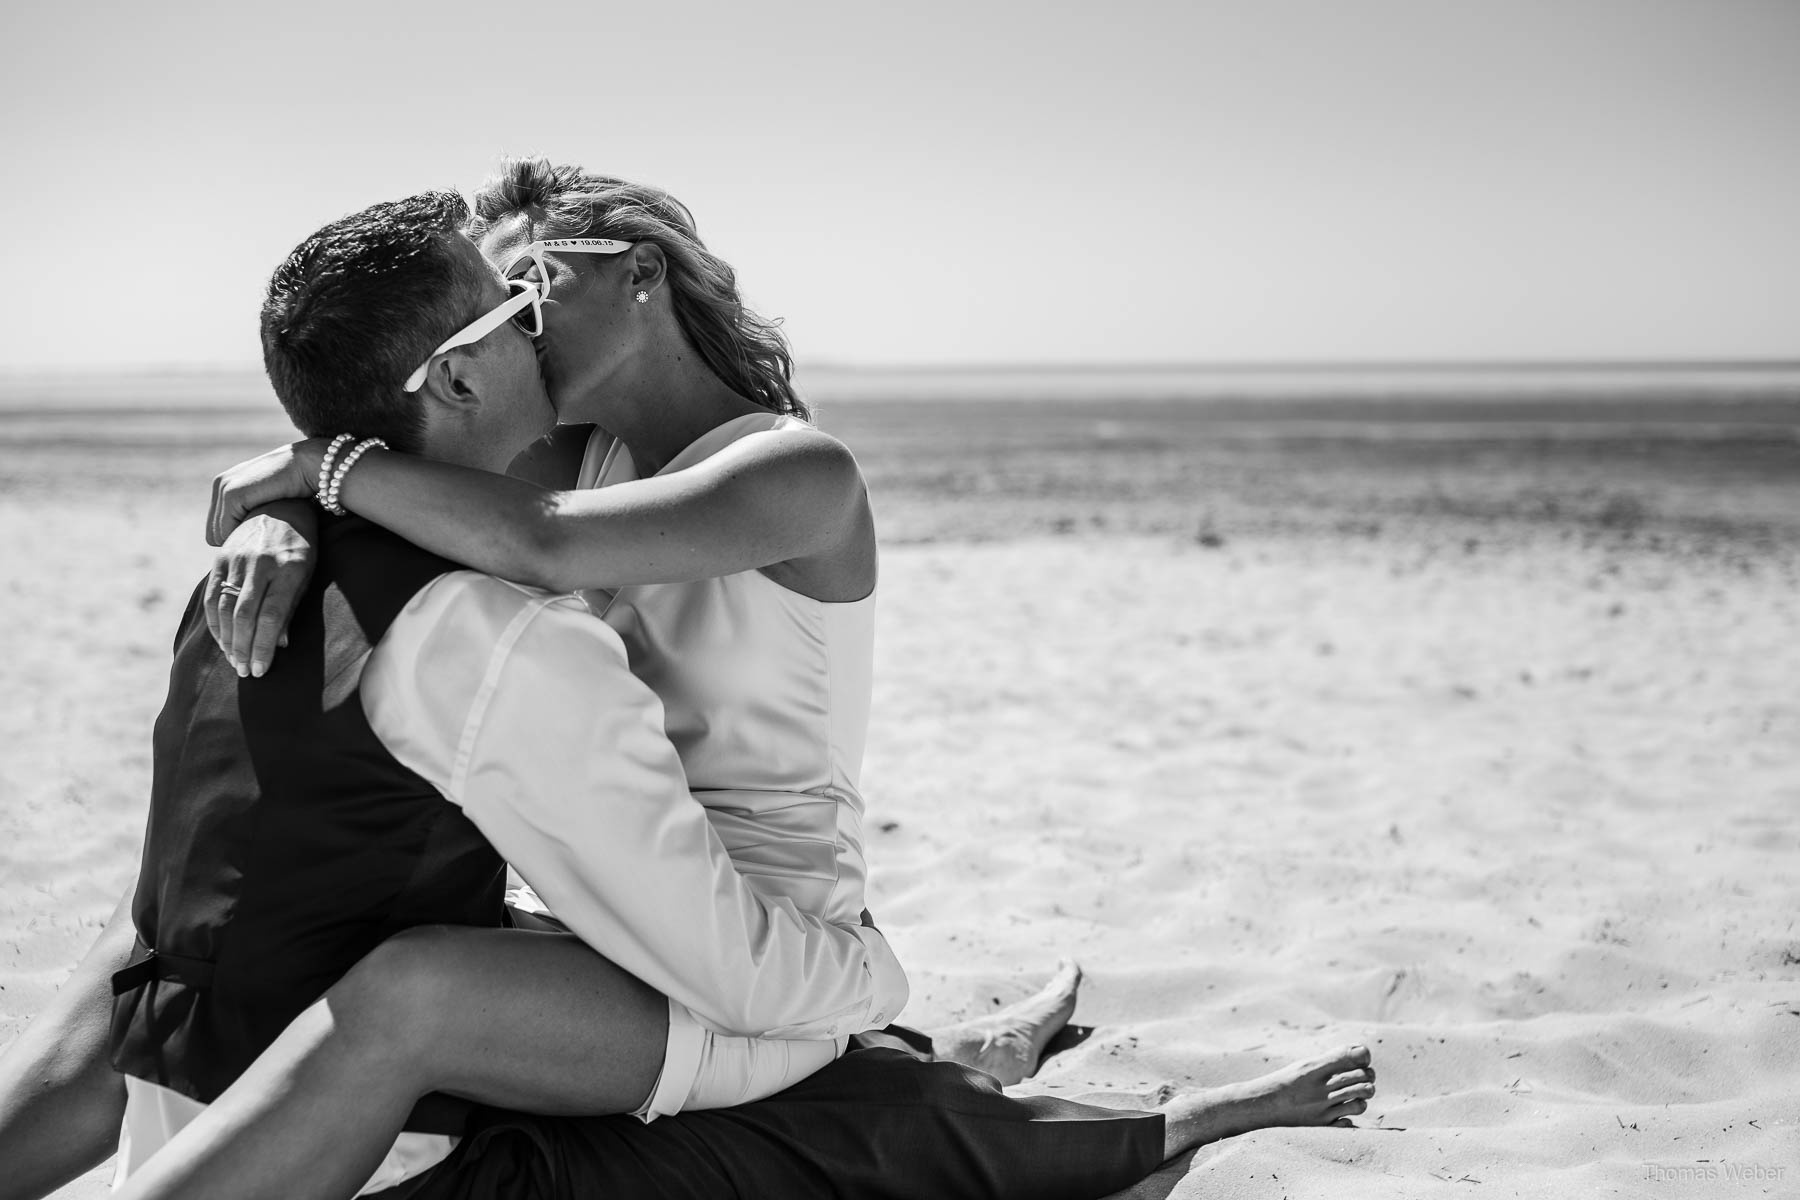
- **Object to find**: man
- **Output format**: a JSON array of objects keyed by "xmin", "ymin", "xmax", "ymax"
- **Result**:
[{"xmin": 0, "ymin": 192, "xmax": 1173, "ymax": 1199}]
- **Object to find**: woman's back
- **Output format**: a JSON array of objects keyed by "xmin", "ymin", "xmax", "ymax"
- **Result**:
[{"xmin": 579, "ymin": 413, "xmax": 875, "ymax": 927}]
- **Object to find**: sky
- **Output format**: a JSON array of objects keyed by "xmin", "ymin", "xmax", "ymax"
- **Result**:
[{"xmin": 1, "ymin": 0, "xmax": 1796, "ymax": 370}]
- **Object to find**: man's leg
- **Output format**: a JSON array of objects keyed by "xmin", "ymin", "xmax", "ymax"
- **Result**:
[
  {"xmin": 389, "ymin": 1043, "xmax": 1376, "ymax": 1200},
  {"xmin": 389, "ymin": 1047, "xmax": 1168, "ymax": 1200},
  {"xmin": 0, "ymin": 888, "xmax": 136, "ymax": 1200}
]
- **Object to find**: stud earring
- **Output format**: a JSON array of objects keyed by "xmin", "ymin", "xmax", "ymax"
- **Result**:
[{"xmin": 635, "ymin": 290, "xmax": 650, "ymax": 304}]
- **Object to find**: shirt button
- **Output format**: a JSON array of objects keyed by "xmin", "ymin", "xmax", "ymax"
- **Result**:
[{"xmin": 828, "ymin": 1024, "xmax": 840, "ymax": 1035}]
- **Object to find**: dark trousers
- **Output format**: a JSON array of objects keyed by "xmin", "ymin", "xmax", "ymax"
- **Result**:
[{"xmin": 381, "ymin": 1032, "xmax": 1164, "ymax": 1200}]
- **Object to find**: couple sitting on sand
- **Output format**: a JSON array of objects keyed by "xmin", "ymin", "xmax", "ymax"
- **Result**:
[{"xmin": 0, "ymin": 158, "xmax": 1374, "ymax": 1199}]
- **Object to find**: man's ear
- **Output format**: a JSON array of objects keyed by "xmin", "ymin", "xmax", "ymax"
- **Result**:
[
  {"xmin": 416, "ymin": 349, "xmax": 485, "ymax": 419},
  {"xmin": 628, "ymin": 243, "xmax": 669, "ymax": 295}
]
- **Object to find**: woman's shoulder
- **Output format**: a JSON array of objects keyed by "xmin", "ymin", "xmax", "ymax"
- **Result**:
[
  {"xmin": 717, "ymin": 411, "xmax": 836, "ymax": 450},
  {"xmin": 723, "ymin": 416, "xmax": 874, "ymax": 602},
  {"xmin": 686, "ymin": 414, "xmax": 860, "ymax": 489},
  {"xmin": 740, "ymin": 414, "xmax": 859, "ymax": 461}
]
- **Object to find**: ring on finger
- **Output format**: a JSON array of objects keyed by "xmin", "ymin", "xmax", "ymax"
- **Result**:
[{"xmin": 219, "ymin": 584, "xmax": 244, "ymax": 597}]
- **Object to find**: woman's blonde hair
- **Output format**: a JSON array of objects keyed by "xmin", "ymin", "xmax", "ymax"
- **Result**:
[{"xmin": 468, "ymin": 157, "xmax": 807, "ymax": 420}]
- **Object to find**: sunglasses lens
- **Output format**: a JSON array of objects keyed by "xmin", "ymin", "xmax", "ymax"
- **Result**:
[{"xmin": 507, "ymin": 281, "xmax": 541, "ymax": 336}]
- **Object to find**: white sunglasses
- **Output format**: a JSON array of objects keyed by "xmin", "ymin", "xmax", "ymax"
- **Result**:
[
  {"xmin": 501, "ymin": 238, "xmax": 636, "ymax": 314},
  {"xmin": 403, "ymin": 239, "xmax": 638, "ymax": 393},
  {"xmin": 402, "ymin": 278, "xmax": 547, "ymax": 392}
]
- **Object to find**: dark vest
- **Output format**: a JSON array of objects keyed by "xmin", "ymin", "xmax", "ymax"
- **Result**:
[{"xmin": 109, "ymin": 516, "xmax": 505, "ymax": 1128}]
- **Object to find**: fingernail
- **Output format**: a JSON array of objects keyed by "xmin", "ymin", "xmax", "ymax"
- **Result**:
[
  {"xmin": 251, "ymin": 661, "xmax": 266, "ymax": 678},
  {"xmin": 278, "ymin": 634, "xmax": 289, "ymax": 648},
  {"xmin": 235, "ymin": 661, "xmax": 249, "ymax": 678}
]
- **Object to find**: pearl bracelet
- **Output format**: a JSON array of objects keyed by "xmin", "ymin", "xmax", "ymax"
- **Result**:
[
  {"xmin": 320, "ymin": 437, "xmax": 388, "ymax": 516},
  {"xmin": 313, "ymin": 433, "xmax": 356, "ymax": 510}
]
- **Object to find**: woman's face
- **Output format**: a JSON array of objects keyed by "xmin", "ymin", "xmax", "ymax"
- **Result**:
[{"xmin": 478, "ymin": 213, "xmax": 638, "ymax": 423}]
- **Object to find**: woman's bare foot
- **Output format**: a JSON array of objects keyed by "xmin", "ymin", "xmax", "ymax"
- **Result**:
[
  {"xmin": 1156, "ymin": 1045, "xmax": 1375, "ymax": 1159},
  {"xmin": 927, "ymin": 959, "xmax": 1082, "ymax": 1086}
]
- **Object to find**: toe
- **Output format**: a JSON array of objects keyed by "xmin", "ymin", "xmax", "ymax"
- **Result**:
[
  {"xmin": 1331, "ymin": 1098, "xmax": 1368, "ymax": 1118},
  {"xmin": 1325, "ymin": 1068, "xmax": 1371, "ymax": 1091},
  {"xmin": 1331, "ymin": 1117, "xmax": 1355, "ymax": 1128},
  {"xmin": 1329, "ymin": 1082, "xmax": 1376, "ymax": 1104},
  {"xmin": 1310, "ymin": 1045, "xmax": 1371, "ymax": 1082}
]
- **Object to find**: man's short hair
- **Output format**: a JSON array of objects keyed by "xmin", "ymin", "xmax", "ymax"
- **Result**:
[{"xmin": 261, "ymin": 191, "xmax": 484, "ymax": 453}]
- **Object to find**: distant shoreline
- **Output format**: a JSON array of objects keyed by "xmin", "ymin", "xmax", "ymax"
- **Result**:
[
  {"xmin": 4, "ymin": 358, "xmax": 1797, "ymax": 380},
  {"xmin": 801, "ymin": 358, "xmax": 1800, "ymax": 376},
  {"xmin": 3, "ymin": 361, "xmax": 1798, "ymax": 409}
]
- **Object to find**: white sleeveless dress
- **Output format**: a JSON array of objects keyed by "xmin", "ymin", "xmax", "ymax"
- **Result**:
[{"xmin": 574, "ymin": 412, "xmax": 878, "ymax": 933}]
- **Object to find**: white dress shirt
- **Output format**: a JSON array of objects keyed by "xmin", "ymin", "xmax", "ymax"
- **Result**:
[{"xmin": 116, "ymin": 569, "xmax": 907, "ymax": 1192}]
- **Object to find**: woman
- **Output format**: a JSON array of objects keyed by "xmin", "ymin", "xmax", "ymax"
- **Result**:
[{"xmin": 124, "ymin": 159, "xmax": 1374, "ymax": 1198}]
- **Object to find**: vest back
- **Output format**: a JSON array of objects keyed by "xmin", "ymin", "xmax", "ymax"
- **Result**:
[{"xmin": 109, "ymin": 516, "xmax": 505, "ymax": 1119}]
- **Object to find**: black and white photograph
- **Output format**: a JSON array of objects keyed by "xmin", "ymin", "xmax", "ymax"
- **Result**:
[{"xmin": 0, "ymin": 2, "xmax": 1795, "ymax": 1196}]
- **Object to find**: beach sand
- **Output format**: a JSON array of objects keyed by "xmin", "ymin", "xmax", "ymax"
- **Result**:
[{"xmin": 2, "ymin": 379, "xmax": 1797, "ymax": 1197}]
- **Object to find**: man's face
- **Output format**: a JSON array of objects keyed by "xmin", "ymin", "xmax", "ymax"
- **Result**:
[{"xmin": 437, "ymin": 234, "xmax": 556, "ymax": 470}]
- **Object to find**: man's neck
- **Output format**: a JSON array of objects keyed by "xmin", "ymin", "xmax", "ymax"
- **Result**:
[{"xmin": 416, "ymin": 432, "xmax": 517, "ymax": 477}]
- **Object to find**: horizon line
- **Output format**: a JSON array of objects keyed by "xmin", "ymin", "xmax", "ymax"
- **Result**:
[{"xmin": 2, "ymin": 357, "xmax": 1798, "ymax": 379}]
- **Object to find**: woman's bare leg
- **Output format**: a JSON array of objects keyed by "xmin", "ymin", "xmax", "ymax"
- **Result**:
[
  {"xmin": 926, "ymin": 958, "xmax": 1082, "ymax": 1086},
  {"xmin": 114, "ymin": 925, "xmax": 668, "ymax": 1200},
  {"xmin": 0, "ymin": 889, "xmax": 136, "ymax": 1200}
]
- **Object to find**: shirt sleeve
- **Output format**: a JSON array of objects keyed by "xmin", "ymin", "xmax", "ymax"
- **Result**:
[{"xmin": 361, "ymin": 571, "xmax": 907, "ymax": 1040}]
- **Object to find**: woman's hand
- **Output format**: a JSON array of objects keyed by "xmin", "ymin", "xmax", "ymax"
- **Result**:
[
  {"xmin": 203, "ymin": 501, "xmax": 319, "ymax": 677},
  {"xmin": 205, "ymin": 439, "xmax": 330, "ymax": 547}
]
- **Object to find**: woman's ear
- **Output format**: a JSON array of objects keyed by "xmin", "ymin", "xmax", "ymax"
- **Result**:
[{"xmin": 628, "ymin": 243, "xmax": 669, "ymax": 295}]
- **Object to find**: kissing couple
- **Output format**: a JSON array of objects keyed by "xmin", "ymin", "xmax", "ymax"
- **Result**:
[{"xmin": 0, "ymin": 157, "xmax": 1375, "ymax": 1199}]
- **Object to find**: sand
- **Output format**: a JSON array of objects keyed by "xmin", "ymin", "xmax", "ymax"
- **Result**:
[
  {"xmin": 2, "ymin": 383, "xmax": 1798, "ymax": 1197},
  {"xmin": 872, "ymin": 537, "xmax": 1799, "ymax": 1198}
]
